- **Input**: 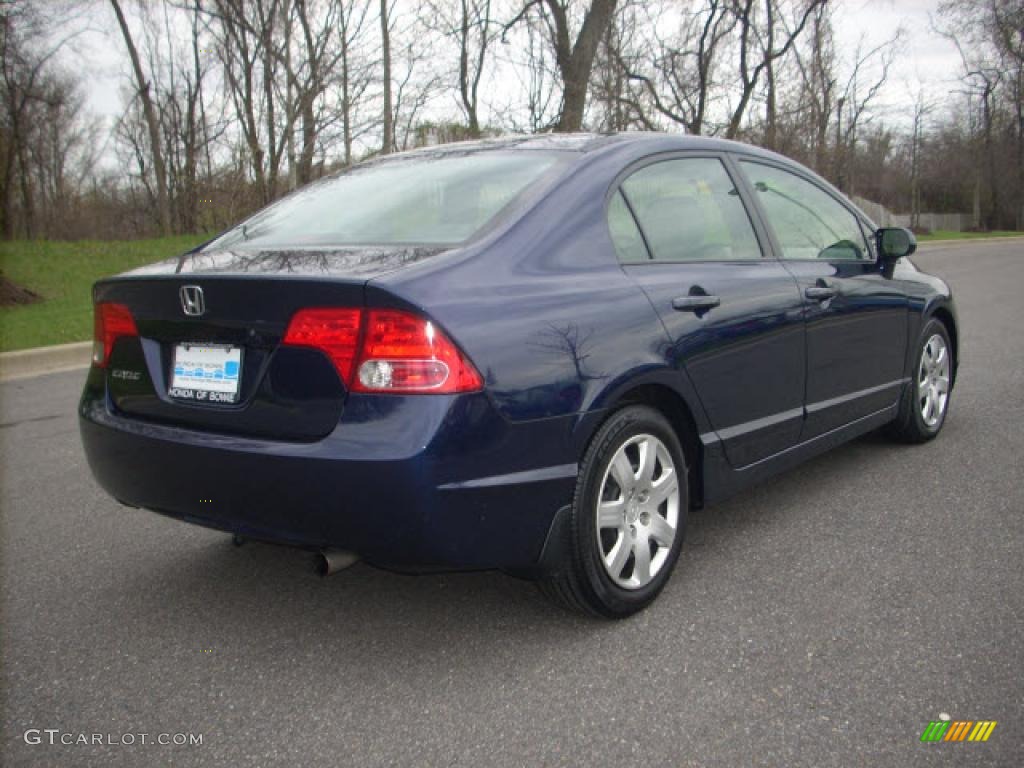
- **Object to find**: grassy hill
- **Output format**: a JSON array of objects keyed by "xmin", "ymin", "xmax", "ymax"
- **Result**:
[{"xmin": 0, "ymin": 236, "xmax": 206, "ymax": 352}]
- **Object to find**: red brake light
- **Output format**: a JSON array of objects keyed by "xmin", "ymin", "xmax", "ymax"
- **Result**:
[
  {"xmin": 282, "ymin": 308, "xmax": 363, "ymax": 383},
  {"xmin": 353, "ymin": 309, "xmax": 483, "ymax": 393},
  {"xmin": 281, "ymin": 307, "xmax": 483, "ymax": 394},
  {"xmin": 93, "ymin": 302, "xmax": 138, "ymax": 368}
]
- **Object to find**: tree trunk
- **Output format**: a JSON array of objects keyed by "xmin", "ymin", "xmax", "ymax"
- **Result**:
[
  {"xmin": 15, "ymin": 138, "xmax": 33, "ymax": 238},
  {"xmin": 299, "ymin": 96, "xmax": 316, "ymax": 182},
  {"xmin": 110, "ymin": 0, "xmax": 172, "ymax": 236},
  {"xmin": 458, "ymin": 0, "xmax": 479, "ymax": 135},
  {"xmin": 983, "ymin": 86, "xmax": 998, "ymax": 229},
  {"xmin": 260, "ymin": 10, "xmax": 279, "ymax": 202},
  {"xmin": 973, "ymin": 175, "xmax": 981, "ymax": 230},
  {"xmin": 341, "ymin": 31, "xmax": 352, "ymax": 165},
  {"xmin": 380, "ymin": 0, "xmax": 392, "ymax": 153},
  {"xmin": 545, "ymin": 0, "xmax": 618, "ymax": 133},
  {"xmin": 764, "ymin": 2, "xmax": 776, "ymax": 149}
]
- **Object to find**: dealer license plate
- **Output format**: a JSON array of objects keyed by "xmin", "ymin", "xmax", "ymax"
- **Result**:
[{"xmin": 169, "ymin": 344, "xmax": 243, "ymax": 403}]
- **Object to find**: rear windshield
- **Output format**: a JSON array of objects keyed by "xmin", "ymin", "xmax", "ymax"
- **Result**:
[{"xmin": 206, "ymin": 150, "xmax": 568, "ymax": 249}]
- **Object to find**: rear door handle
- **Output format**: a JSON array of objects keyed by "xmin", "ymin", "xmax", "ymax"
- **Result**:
[
  {"xmin": 805, "ymin": 286, "xmax": 837, "ymax": 301},
  {"xmin": 672, "ymin": 295, "xmax": 721, "ymax": 312}
]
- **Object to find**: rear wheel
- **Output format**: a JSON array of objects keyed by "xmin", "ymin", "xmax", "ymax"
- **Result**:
[
  {"xmin": 888, "ymin": 318, "xmax": 953, "ymax": 442},
  {"xmin": 539, "ymin": 405, "xmax": 687, "ymax": 618}
]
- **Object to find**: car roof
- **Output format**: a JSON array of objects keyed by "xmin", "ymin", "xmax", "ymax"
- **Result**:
[{"xmin": 392, "ymin": 131, "xmax": 781, "ymax": 157}]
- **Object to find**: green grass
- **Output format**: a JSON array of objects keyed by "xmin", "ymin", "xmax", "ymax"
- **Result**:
[
  {"xmin": 917, "ymin": 230, "xmax": 1022, "ymax": 241},
  {"xmin": 0, "ymin": 235, "xmax": 206, "ymax": 352}
]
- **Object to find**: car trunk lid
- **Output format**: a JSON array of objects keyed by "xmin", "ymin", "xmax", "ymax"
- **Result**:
[{"xmin": 94, "ymin": 270, "xmax": 370, "ymax": 442}]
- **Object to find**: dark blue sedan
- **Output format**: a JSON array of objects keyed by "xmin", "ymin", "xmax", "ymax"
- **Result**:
[{"xmin": 80, "ymin": 133, "xmax": 958, "ymax": 617}]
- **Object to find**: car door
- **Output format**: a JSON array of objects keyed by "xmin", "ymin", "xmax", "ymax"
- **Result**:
[
  {"xmin": 610, "ymin": 154, "xmax": 806, "ymax": 469},
  {"xmin": 735, "ymin": 158, "xmax": 909, "ymax": 440}
]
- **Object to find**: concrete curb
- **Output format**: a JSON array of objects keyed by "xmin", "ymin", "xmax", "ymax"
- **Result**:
[{"xmin": 0, "ymin": 341, "xmax": 92, "ymax": 382}]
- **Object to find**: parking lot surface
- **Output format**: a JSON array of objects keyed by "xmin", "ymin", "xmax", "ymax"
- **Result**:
[{"xmin": 2, "ymin": 238, "xmax": 1022, "ymax": 766}]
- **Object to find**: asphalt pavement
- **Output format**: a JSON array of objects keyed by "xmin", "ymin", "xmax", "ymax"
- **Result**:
[{"xmin": 2, "ymin": 238, "xmax": 1022, "ymax": 767}]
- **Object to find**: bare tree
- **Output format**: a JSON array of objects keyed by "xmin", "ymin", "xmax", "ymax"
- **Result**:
[
  {"xmin": 619, "ymin": 0, "xmax": 737, "ymax": 135},
  {"xmin": 790, "ymin": 3, "xmax": 834, "ymax": 172},
  {"xmin": 336, "ymin": 0, "xmax": 374, "ymax": 165},
  {"xmin": 423, "ymin": 0, "xmax": 497, "ymax": 136},
  {"xmin": 498, "ymin": 4, "xmax": 560, "ymax": 132},
  {"xmin": 908, "ymin": 89, "xmax": 934, "ymax": 229},
  {"xmin": 202, "ymin": 0, "xmax": 297, "ymax": 204},
  {"xmin": 0, "ymin": 1, "xmax": 94, "ymax": 238},
  {"xmin": 110, "ymin": 0, "xmax": 172, "ymax": 235},
  {"xmin": 506, "ymin": 0, "xmax": 618, "ymax": 132},
  {"xmin": 390, "ymin": 36, "xmax": 444, "ymax": 150},
  {"xmin": 988, "ymin": 0, "xmax": 1024, "ymax": 228},
  {"xmin": 726, "ymin": 0, "xmax": 823, "ymax": 139},
  {"xmin": 380, "ymin": 0, "xmax": 392, "ymax": 153},
  {"xmin": 826, "ymin": 29, "xmax": 901, "ymax": 192},
  {"xmin": 938, "ymin": 0, "xmax": 1008, "ymax": 228}
]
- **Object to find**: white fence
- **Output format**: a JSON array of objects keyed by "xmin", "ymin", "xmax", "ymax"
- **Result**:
[{"xmin": 851, "ymin": 195, "xmax": 972, "ymax": 232}]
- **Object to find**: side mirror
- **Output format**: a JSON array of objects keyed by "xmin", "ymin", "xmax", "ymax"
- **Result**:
[{"xmin": 876, "ymin": 227, "xmax": 917, "ymax": 262}]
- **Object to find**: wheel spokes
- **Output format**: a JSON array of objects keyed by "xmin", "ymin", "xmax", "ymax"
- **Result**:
[
  {"xmin": 595, "ymin": 432, "xmax": 682, "ymax": 590},
  {"xmin": 605, "ymin": 533, "xmax": 632, "ymax": 577},
  {"xmin": 637, "ymin": 439, "xmax": 657, "ymax": 484},
  {"xmin": 598, "ymin": 498, "xmax": 625, "ymax": 529},
  {"xmin": 648, "ymin": 513, "xmax": 675, "ymax": 547},
  {"xmin": 610, "ymin": 451, "xmax": 635, "ymax": 491},
  {"xmin": 632, "ymin": 536, "xmax": 652, "ymax": 584},
  {"xmin": 649, "ymin": 470, "xmax": 677, "ymax": 508},
  {"xmin": 918, "ymin": 334, "xmax": 952, "ymax": 428}
]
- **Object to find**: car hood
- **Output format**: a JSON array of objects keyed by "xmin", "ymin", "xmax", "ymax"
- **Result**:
[{"xmin": 121, "ymin": 245, "xmax": 451, "ymax": 279}]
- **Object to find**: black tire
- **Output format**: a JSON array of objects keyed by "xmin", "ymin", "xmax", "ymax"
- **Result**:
[
  {"xmin": 888, "ymin": 317, "xmax": 954, "ymax": 443},
  {"xmin": 539, "ymin": 405, "xmax": 688, "ymax": 618}
]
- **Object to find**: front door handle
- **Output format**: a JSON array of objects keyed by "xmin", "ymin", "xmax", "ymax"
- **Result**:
[
  {"xmin": 672, "ymin": 295, "xmax": 721, "ymax": 312},
  {"xmin": 805, "ymin": 285, "xmax": 837, "ymax": 301}
]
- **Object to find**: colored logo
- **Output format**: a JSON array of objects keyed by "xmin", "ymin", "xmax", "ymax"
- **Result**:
[{"xmin": 921, "ymin": 720, "xmax": 997, "ymax": 742}]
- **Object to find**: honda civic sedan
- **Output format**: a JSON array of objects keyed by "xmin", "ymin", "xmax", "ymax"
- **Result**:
[{"xmin": 80, "ymin": 133, "xmax": 958, "ymax": 617}]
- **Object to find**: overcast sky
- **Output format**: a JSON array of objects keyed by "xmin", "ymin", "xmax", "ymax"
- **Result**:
[
  {"xmin": 833, "ymin": 0, "xmax": 963, "ymax": 101},
  {"xmin": 58, "ymin": 0, "xmax": 966, "ymax": 155}
]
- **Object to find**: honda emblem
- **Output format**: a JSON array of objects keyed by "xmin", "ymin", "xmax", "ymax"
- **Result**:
[{"xmin": 179, "ymin": 285, "xmax": 205, "ymax": 317}]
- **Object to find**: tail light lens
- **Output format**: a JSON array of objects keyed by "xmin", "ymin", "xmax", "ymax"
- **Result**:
[
  {"xmin": 354, "ymin": 309, "xmax": 484, "ymax": 393},
  {"xmin": 92, "ymin": 302, "xmax": 138, "ymax": 368},
  {"xmin": 282, "ymin": 308, "xmax": 362, "ymax": 383},
  {"xmin": 282, "ymin": 307, "xmax": 483, "ymax": 394}
]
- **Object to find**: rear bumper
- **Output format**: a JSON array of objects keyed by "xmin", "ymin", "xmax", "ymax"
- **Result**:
[{"xmin": 79, "ymin": 368, "xmax": 578, "ymax": 569}]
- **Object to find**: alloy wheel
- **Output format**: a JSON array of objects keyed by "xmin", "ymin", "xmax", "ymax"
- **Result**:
[
  {"xmin": 595, "ymin": 433, "xmax": 680, "ymax": 590},
  {"xmin": 918, "ymin": 333, "xmax": 950, "ymax": 428}
]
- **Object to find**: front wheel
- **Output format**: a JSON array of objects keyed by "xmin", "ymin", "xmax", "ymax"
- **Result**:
[
  {"xmin": 888, "ymin": 318, "xmax": 954, "ymax": 443},
  {"xmin": 539, "ymin": 405, "xmax": 688, "ymax": 618}
]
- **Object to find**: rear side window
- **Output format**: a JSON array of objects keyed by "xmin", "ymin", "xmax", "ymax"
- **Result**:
[
  {"xmin": 607, "ymin": 191, "xmax": 649, "ymax": 262},
  {"xmin": 619, "ymin": 158, "xmax": 762, "ymax": 262},
  {"xmin": 739, "ymin": 161, "xmax": 870, "ymax": 261}
]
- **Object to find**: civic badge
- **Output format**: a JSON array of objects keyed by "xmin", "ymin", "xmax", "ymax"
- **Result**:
[{"xmin": 179, "ymin": 285, "xmax": 205, "ymax": 317}]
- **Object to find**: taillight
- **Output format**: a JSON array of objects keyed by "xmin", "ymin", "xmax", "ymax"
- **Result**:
[
  {"xmin": 92, "ymin": 302, "xmax": 138, "ymax": 368},
  {"xmin": 353, "ymin": 309, "xmax": 483, "ymax": 393},
  {"xmin": 281, "ymin": 307, "xmax": 483, "ymax": 394},
  {"xmin": 282, "ymin": 308, "xmax": 362, "ymax": 382}
]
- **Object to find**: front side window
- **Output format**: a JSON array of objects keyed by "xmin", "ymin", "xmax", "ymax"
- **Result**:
[
  {"xmin": 618, "ymin": 157, "xmax": 762, "ymax": 262},
  {"xmin": 739, "ymin": 161, "xmax": 869, "ymax": 261},
  {"xmin": 206, "ymin": 151, "xmax": 568, "ymax": 249}
]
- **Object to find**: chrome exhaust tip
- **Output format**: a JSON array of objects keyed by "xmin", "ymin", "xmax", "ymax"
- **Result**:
[{"xmin": 315, "ymin": 549, "xmax": 359, "ymax": 576}]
